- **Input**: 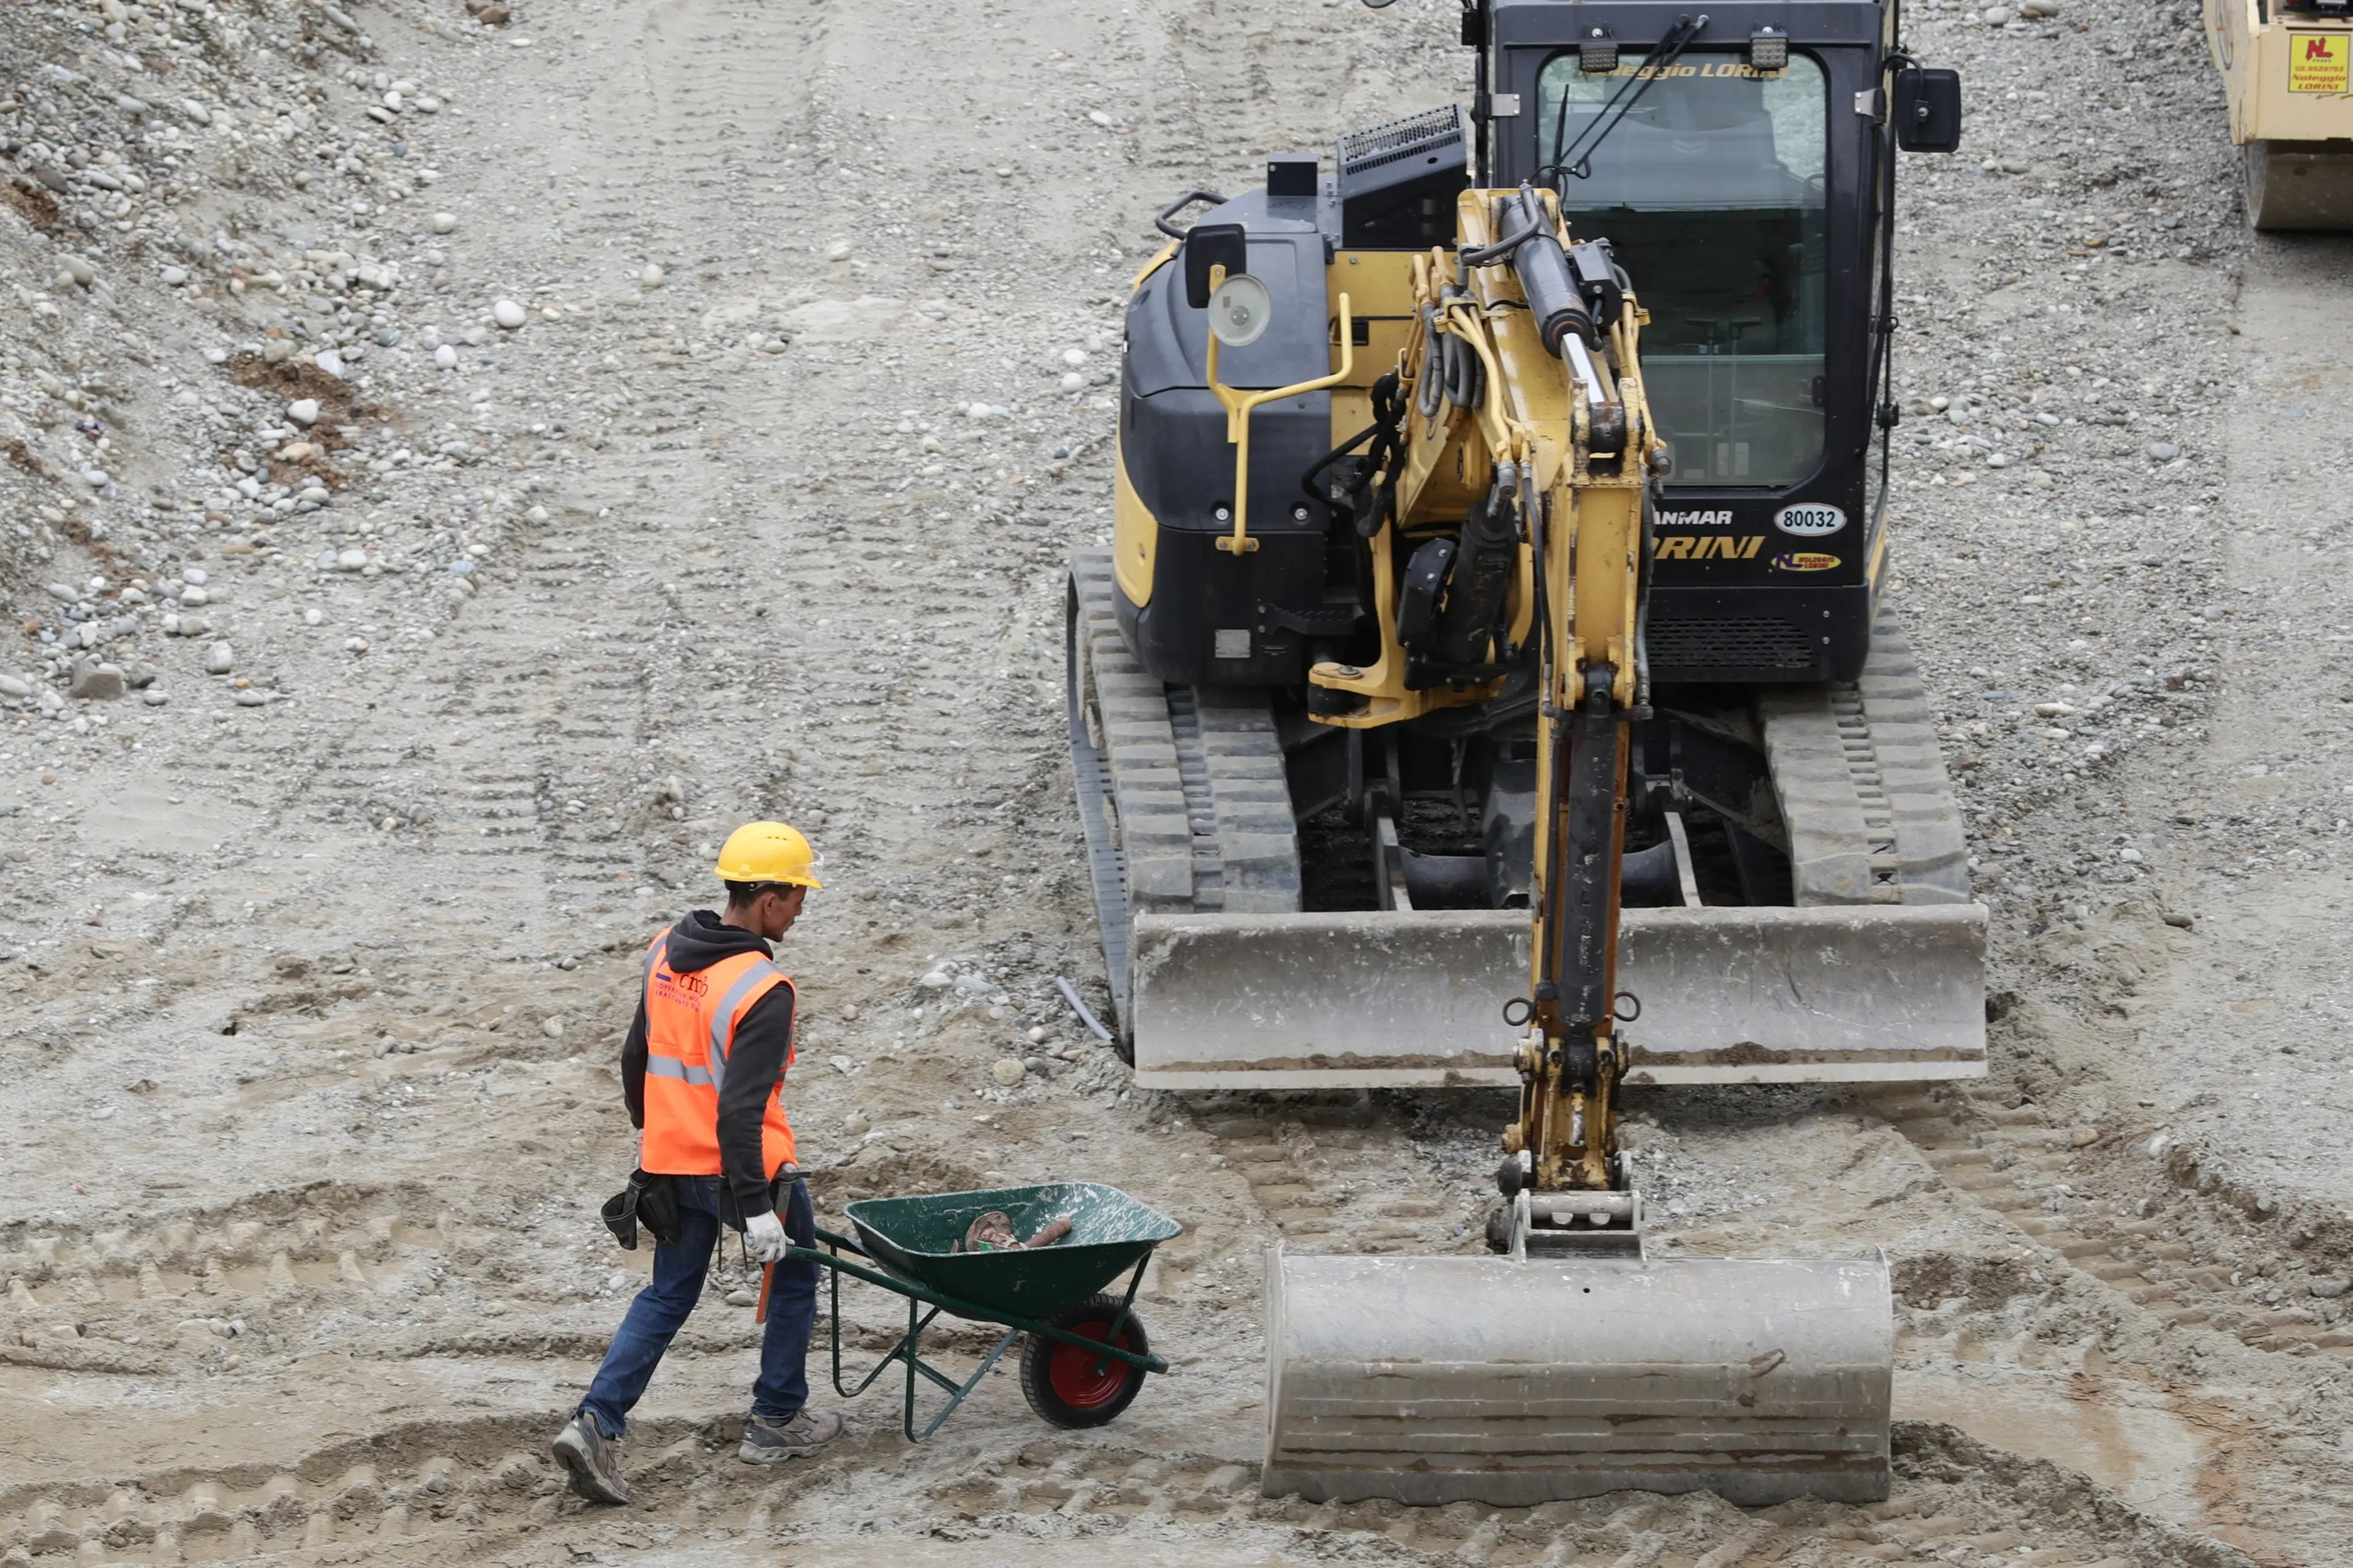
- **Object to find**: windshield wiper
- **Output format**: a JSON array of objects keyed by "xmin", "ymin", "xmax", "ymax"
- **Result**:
[{"xmin": 1538, "ymin": 13, "xmax": 1709, "ymax": 189}]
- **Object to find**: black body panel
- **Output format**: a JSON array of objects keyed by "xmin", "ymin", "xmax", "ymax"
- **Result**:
[
  {"xmin": 1120, "ymin": 197, "xmax": 1335, "ymax": 685},
  {"xmin": 1648, "ymin": 585, "xmax": 1873, "ymax": 684}
]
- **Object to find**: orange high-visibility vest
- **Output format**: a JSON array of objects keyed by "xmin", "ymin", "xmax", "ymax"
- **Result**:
[{"xmin": 637, "ymin": 932, "xmax": 797, "ymax": 1178}]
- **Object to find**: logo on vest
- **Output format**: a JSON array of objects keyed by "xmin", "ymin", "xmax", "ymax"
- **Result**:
[{"xmin": 652, "ymin": 968, "xmax": 710, "ymax": 1001}]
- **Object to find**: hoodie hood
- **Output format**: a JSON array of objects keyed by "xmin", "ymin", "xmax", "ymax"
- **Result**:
[{"xmin": 660, "ymin": 909, "xmax": 774, "ymax": 974}]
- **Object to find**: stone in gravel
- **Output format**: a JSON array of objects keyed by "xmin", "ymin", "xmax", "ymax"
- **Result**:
[
  {"xmin": 2311, "ymin": 1278, "xmax": 2351, "ymax": 1300},
  {"xmin": 233, "ymin": 689, "xmax": 269, "ymax": 708},
  {"xmin": 435, "ymin": 344, "xmax": 459, "ymax": 369},
  {"xmin": 1060, "ymin": 373, "xmax": 1084, "ymax": 393},
  {"xmin": 989, "ymin": 1058, "xmax": 1026, "ymax": 1087},
  {"xmin": 842, "ymin": 1112, "xmax": 871, "ymax": 1138},
  {"xmin": 0, "ymin": 675, "xmax": 29, "ymax": 699},
  {"xmin": 160, "ymin": 265, "xmax": 189, "ymax": 286},
  {"xmin": 122, "ymin": 664, "xmax": 156, "ymax": 690},
  {"xmin": 2147, "ymin": 441, "xmax": 2181, "ymax": 461},
  {"xmin": 1026, "ymin": 1024, "xmax": 1050, "ymax": 1044},
  {"xmin": 430, "ymin": 211, "xmax": 457, "ymax": 234},
  {"xmin": 542, "ymin": 1017, "xmax": 565, "ymax": 1039},
  {"xmin": 338, "ymin": 548, "xmax": 368, "ymax": 571},
  {"xmin": 919, "ymin": 969, "xmax": 952, "ymax": 991},
  {"xmin": 142, "ymin": 688, "xmax": 168, "ymax": 706},
  {"xmin": 640, "ymin": 263, "xmax": 666, "ymax": 289},
  {"xmin": 203, "ymin": 641, "xmax": 235, "ymax": 675},
  {"xmin": 2069, "ymin": 1126, "xmax": 2102, "ymax": 1148},
  {"xmin": 67, "ymin": 657, "xmax": 123, "ymax": 701},
  {"xmin": 46, "ymin": 582, "xmax": 78, "ymax": 604},
  {"xmin": 287, "ymin": 399, "xmax": 320, "ymax": 426},
  {"xmin": 491, "ymin": 299, "xmax": 528, "ymax": 330}
]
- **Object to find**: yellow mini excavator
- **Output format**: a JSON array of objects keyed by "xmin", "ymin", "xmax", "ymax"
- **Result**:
[{"xmin": 1067, "ymin": 0, "xmax": 1978, "ymax": 1505}]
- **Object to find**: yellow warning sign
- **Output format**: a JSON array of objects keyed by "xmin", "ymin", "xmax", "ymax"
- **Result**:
[{"xmin": 2289, "ymin": 32, "xmax": 2349, "ymax": 94}]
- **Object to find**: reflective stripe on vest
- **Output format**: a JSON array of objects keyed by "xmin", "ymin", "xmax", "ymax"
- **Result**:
[
  {"xmin": 644, "ymin": 1055, "xmax": 714, "ymax": 1087},
  {"xmin": 703, "ymin": 959, "xmax": 783, "ymax": 1099}
]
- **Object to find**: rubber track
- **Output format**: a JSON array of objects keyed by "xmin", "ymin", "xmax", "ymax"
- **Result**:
[
  {"xmin": 1760, "ymin": 602, "xmax": 1971, "ymax": 906},
  {"xmin": 1066, "ymin": 551, "xmax": 1300, "ymax": 1031}
]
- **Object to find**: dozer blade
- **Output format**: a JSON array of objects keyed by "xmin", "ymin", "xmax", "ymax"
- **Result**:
[
  {"xmin": 1131, "ymin": 904, "xmax": 1986, "ymax": 1089},
  {"xmin": 1264, "ymin": 1249, "xmax": 1892, "ymax": 1507}
]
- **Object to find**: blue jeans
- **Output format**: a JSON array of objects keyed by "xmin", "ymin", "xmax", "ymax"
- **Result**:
[{"xmin": 579, "ymin": 1175, "xmax": 817, "ymax": 1438}]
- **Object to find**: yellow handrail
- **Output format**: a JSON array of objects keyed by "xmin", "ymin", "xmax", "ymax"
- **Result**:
[{"xmin": 1204, "ymin": 281, "xmax": 1355, "ymax": 555}]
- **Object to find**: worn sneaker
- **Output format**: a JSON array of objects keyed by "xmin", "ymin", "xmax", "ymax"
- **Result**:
[
  {"xmin": 551, "ymin": 1413, "xmax": 631, "ymax": 1505},
  {"xmin": 738, "ymin": 1407, "xmax": 845, "ymax": 1463}
]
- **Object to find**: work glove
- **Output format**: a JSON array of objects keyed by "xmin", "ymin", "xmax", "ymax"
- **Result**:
[{"xmin": 743, "ymin": 1208, "xmax": 792, "ymax": 1264}]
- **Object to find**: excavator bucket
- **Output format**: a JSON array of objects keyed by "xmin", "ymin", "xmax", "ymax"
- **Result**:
[
  {"xmin": 1130, "ymin": 904, "xmax": 1987, "ymax": 1090},
  {"xmin": 1264, "ymin": 1249, "xmax": 1893, "ymax": 1506}
]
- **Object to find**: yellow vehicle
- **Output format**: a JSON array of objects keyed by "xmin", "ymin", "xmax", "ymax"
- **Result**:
[
  {"xmin": 1067, "ymin": 0, "xmax": 1979, "ymax": 1504},
  {"xmin": 2209, "ymin": 0, "xmax": 2353, "ymax": 227}
]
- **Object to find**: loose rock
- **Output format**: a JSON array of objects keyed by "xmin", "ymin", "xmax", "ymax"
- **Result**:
[{"xmin": 67, "ymin": 658, "xmax": 123, "ymax": 701}]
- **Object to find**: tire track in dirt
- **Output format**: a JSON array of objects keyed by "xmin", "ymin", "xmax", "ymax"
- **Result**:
[
  {"xmin": 1876, "ymin": 1084, "xmax": 2347, "ymax": 1566},
  {"xmin": 0, "ymin": 1406, "xmax": 2234, "ymax": 1567}
]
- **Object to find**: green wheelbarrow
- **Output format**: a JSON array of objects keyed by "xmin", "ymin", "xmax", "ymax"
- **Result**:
[{"xmin": 786, "ymin": 1181, "xmax": 1181, "ymax": 1441}]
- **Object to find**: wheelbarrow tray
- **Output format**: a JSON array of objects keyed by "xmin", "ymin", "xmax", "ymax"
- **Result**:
[{"xmin": 843, "ymin": 1182, "xmax": 1180, "ymax": 1321}]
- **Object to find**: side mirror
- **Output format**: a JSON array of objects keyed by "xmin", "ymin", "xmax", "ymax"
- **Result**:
[
  {"xmin": 1893, "ymin": 67, "xmax": 1963, "ymax": 153},
  {"xmin": 1183, "ymin": 223, "xmax": 1250, "ymax": 310}
]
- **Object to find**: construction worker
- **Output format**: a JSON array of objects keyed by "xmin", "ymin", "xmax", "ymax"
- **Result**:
[{"xmin": 551, "ymin": 821, "xmax": 843, "ymax": 1504}]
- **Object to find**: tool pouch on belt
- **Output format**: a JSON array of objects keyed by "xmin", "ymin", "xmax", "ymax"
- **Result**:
[{"xmin": 602, "ymin": 1169, "xmax": 683, "ymax": 1251}]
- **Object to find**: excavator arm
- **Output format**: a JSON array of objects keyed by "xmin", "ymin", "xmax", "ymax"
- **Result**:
[
  {"xmin": 1257, "ymin": 194, "xmax": 1898, "ymax": 1507},
  {"xmin": 1329, "ymin": 187, "xmax": 1662, "ymax": 1225}
]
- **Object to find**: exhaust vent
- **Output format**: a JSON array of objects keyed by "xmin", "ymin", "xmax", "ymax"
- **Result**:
[{"xmin": 1337, "ymin": 105, "xmax": 1469, "ymax": 250}]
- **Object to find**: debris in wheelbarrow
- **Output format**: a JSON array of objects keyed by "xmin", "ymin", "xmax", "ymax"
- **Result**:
[
  {"xmin": 790, "ymin": 1181, "xmax": 1180, "ymax": 1441},
  {"xmin": 956, "ymin": 1211, "xmax": 1074, "ymax": 1252}
]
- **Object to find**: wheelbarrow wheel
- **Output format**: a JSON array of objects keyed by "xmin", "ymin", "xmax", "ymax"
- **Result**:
[{"xmin": 1018, "ymin": 1293, "xmax": 1150, "ymax": 1429}]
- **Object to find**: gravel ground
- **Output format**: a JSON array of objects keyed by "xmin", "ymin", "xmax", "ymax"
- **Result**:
[{"xmin": 0, "ymin": 0, "xmax": 2346, "ymax": 1564}]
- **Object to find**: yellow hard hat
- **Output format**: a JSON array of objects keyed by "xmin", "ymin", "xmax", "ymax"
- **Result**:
[{"xmin": 714, "ymin": 820, "xmax": 824, "ymax": 890}]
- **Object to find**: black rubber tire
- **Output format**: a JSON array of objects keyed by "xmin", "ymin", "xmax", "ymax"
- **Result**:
[{"xmin": 1018, "ymin": 1293, "xmax": 1150, "ymax": 1429}]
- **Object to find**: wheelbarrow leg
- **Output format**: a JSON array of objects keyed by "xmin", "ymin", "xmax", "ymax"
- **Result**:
[
  {"xmin": 898, "ymin": 1301, "xmax": 1021, "ymax": 1444},
  {"xmin": 1083, "ymin": 1254, "xmax": 1153, "ymax": 1382}
]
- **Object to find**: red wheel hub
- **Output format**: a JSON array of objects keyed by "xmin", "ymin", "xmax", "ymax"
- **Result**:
[{"xmin": 1046, "ymin": 1320, "xmax": 1132, "ymax": 1408}]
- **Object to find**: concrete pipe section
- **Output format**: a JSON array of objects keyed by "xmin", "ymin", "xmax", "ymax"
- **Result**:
[
  {"xmin": 1263, "ymin": 1249, "xmax": 1893, "ymax": 1507},
  {"xmin": 1130, "ymin": 904, "xmax": 1987, "ymax": 1090}
]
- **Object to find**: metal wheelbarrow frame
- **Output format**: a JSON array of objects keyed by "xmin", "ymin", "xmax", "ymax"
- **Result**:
[{"xmin": 787, "ymin": 1181, "xmax": 1180, "ymax": 1442}]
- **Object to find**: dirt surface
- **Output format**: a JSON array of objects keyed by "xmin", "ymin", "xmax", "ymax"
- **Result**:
[{"xmin": 0, "ymin": 0, "xmax": 2348, "ymax": 1564}]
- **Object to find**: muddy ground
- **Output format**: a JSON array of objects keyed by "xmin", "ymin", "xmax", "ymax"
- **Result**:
[{"xmin": 0, "ymin": 0, "xmax": 2347, "ymax": 1564}]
